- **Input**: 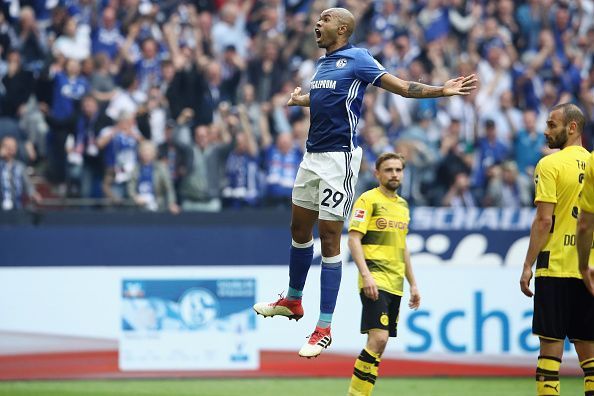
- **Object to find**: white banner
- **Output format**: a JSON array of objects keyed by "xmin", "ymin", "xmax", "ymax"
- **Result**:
[
  {"xmin": 0, "ymin": 262, "xmax": 578, "ymax": 367},
  {"xmin": 119, "ymin": 278, "xmax": 258, "ymax": 370}
]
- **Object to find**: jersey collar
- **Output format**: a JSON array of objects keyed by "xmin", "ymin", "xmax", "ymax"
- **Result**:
[
  {"xmin": 376, "ymin": 187, "xmax": 399, "ymax": 200},
  {"xmin": 326, "ymin": 43, "xmax": 353, "ymax": 56},
  {"xmin": 563, "ymin": 145, "xmax": 585, "ymax": 151}
]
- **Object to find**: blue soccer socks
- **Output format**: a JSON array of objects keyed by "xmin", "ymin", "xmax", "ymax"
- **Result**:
[
  {"xmin": 319, "ymin": 254, "xmax": 342, "ymax": 325},
  {"xmin": 317, "ymin": 312, "xmax": 333, "ymax": 329},
  {"xmin": 287, "ymin": 239, "xmax": 314, "ymax": 301},
  {"xmin": 287, "ymin": 244, "xmax": 342, "ymax": 329},
  {"xmin": 287, "ymin": 286, "xmax": 303, "ymax": 300}
]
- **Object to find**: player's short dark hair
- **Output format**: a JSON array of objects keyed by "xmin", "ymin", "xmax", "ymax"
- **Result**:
[
  {"xmin": 375, "ymin": 152, "xmax": 406, "ymax": 170},
  {"xmin": 551, "ymin": 103, "xmax": 585, "ymax": 133}
]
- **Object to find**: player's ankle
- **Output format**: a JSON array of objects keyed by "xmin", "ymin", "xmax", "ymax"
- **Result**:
[
  {"xmin": 317, "ymin": 312, "xmax": 332, "ymax": 328},
  {"xmin": 287, "ymin": 286, "xmax": 303, "ymax": 301}
]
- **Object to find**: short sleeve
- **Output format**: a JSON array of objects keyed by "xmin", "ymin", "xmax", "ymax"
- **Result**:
[
  {"xmin": 579, "ymin": 153, "xmax": 594, "ymax": 214},
  {"xmin": 534, "ymin": 159, "xmax": 557, "ymax": 204},
  {"xmin": 353, "ymin": 50, "xmax": 387, "ymax": 87},
  {"xmin": 349, "ymin": 195, "xmax": 372, "ymax": 234}
]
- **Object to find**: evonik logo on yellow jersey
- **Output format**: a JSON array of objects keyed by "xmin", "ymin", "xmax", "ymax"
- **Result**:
[{"xmin": 375, "ymin": 217, "xmax": 408, "ymax": 230}]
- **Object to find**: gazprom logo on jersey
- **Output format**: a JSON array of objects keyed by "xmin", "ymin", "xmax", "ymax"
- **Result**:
[{"xmin": 311, "ymin": 79, "xmax": 337, "ymax": 90}]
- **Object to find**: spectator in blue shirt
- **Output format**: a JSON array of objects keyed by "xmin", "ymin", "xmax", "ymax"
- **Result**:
[
  {"xmin": 135, "ymin": 37, "xmax": 162, "ymax": 93},
  {"xmin": 263, "ymin": 132, "xmax": 302, "ymax": 208},
  {"xmin": 516, "ymin": 0, "xmax": 543, "ymax": 52},
  {"xmin": 91, "ymin": 7, "xmax": 123, "ymax": 60},
  {"xmin": 222, "ymin": 105, "xmax": 260, "ymax": 208},
  {"xmin": 49, "ymin": 59, "xmax": 90, "ymax": 121},
  {"xmin": 418, "ymin": 1, "xmax": 450, "ymax": 43},
  {"xmin": 42, "ymin": 58, "xmax": 89, "ymax": 184},
  {"xmin": 472, "ymin": 118, "xmax": 509, "ymax": 191},
  {"xmin": 97, "ymin": 111, "xmax": 143, "ymax": 201},
  {"xmin": 512, "ymin": 110, "xmax": 546, "ymax": 178}
]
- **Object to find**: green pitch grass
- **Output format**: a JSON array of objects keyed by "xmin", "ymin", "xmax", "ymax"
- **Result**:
[{"xmin": 0, "ymin": 377, "xmax": 584, "ymax": 396}]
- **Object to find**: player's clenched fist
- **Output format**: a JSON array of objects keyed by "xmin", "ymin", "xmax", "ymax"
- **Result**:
[{"xmin": 287, "ymin": 87, "xmax": 310, "ymax": 107}]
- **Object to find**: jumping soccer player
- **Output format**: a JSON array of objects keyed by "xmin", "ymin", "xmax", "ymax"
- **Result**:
[{"xmin": 254, "ymin": 7, "xmax": 476, "ymax": 358}]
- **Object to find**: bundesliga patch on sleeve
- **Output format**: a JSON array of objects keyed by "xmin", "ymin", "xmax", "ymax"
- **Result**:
[{"xmin": 353, "ymin": 209, "xmax": 366, "ymax": 221}]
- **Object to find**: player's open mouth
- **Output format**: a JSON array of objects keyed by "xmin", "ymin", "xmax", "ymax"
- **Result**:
[{"xmin": 315, "ymin": 29, "xmax": 322, "ymax": 40}]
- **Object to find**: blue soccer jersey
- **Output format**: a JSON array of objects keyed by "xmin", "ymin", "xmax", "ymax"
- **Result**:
[{"xmin": 307, "ymin": 44, "xmax": 386, "ymax": 153}]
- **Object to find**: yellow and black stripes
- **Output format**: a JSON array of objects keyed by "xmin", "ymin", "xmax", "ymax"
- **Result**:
[
  {"xmin": 361, "ymin": 230, "xmax": 397, "ymax": 246},
  {"xmin": 348, "ymin": 348, "xmax": 381, "ymax": 396},
  {"xmin": 536, "ymin": 355, "xmax": 561, "ymax": 396},
  {"xmin": 581, "ymin": 358, "xmax": 594, "ymax": 395},
  {"xmin": 353, "ymin": 349, "xmax": 377, "ymax": 385},
  {"xmin": 365, "ymin": 259, "xmax": 392, "ymax": 273},
  {"xmin": 348, "ymin": 187, "xmax": 409, "ymax": 296}
]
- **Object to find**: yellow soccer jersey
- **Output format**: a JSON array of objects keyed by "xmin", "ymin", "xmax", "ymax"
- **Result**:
[
  {"xmin": 579, "ymin": 151, "xmax": 594, "ymax": 215},
  {"xmin": 349, "ymin": 187, "xmax": 409, "ymax": 296},
  {"xmin": 534, "ymin": 145, "xmax": 592, "ymax": 278}
]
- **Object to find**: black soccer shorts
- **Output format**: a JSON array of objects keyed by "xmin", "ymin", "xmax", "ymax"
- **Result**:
[
  {"xmin": 360, "ymin": 289, "xmax": 402, "ymax": 337},
  {"xmin": 533, "ymin": 276, "xmax": 594, "ymax": 342}
]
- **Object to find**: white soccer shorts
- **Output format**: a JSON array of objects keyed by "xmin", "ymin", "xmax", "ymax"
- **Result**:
[{"xmin": 292, "ymin": 147, "xmax": 362, "ymax": 221}]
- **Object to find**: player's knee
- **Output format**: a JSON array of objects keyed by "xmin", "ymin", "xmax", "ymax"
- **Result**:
[
  {"xmin": 319, "ymin": 239, "xmax": 340, "ymax": 257},
  {"xmin": 290, "ymin": 222, "xmax": 313, "ymax": 243},
  {"xmin": 574, "ymin": 340, "xmax": 594, "ymax": 362},
  {"xmin": 368, "ymin": 334, "xmax": 388, "ymax": 355},
  {"xmin": 319, "ymin": 226, "xmax": 341, "ymax": 243},
  {"xmin": 378, "ymin": 332, "xmax": 390, "ymax": 345}
]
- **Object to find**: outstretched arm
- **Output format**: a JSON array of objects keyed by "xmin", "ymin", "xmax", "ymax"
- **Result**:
[{"xmin": 379, "ymin": 73, "xmax": 477, "ymax": 98}]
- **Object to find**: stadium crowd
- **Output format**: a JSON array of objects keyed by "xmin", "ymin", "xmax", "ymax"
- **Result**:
[{"xmin": 0, "ymin": 0, "xmax": 593, "ymax": 212}]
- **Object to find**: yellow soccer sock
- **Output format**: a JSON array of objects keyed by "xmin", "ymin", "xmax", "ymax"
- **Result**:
[
  {"xmin": 348, "ymin": 348, "xmax": 380, "ymax": 396},
  {"xmin": 371, "ymin": 355, "xmax": 381, "ymax": 379},
  {"xmin": 580, "ymin": 357, "xmax": 594, "ymax": 395},
  {"xmin": 536, "ymin": 355, "xmax": 561, "ymax": 396}
]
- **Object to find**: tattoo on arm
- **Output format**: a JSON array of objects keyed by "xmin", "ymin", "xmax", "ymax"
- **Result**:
[
  {"xmin": 407, "ymin": 82, "xmax": 423, "ymax": 97},
  {"xmin": 406, "ymin": 81, "xmax": 443, "ymax": 98}
]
